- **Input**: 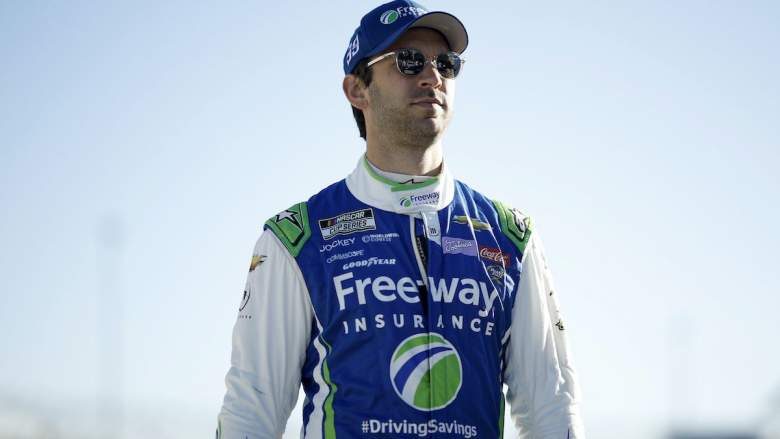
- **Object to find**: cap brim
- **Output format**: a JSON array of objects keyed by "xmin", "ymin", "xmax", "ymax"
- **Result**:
[{"xmin": 409, "ymin": 11, "xmax": 469, "ymax": 54}]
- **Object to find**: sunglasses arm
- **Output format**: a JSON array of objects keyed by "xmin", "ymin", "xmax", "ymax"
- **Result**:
[{"xmin": 366, "ymin": 52, "xmax": 397, "ymax": 68}]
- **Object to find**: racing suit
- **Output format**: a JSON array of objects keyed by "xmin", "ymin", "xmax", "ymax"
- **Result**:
[{"xmin": 217, "ymin": 156, "xmax": 585, "ymax": 438}]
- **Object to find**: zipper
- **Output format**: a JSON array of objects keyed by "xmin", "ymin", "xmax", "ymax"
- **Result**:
[
  {"xmin": 409, "ymin": 215, "xmax": 429, "ymax": 316},
  {"xmin": 410, "ymin": 214, "xmax": 438, "ymax": 415},
  {"xmin": 410, "ymin": 215, "xmax": 428, "ymax": 280}
]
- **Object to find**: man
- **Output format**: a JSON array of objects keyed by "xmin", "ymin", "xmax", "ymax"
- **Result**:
[{"xmin": 217, "ymin": 1, "xmax": 585, "ymax": 438}]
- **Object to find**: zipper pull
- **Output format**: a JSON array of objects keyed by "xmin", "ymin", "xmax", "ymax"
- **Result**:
[{"xmin": 420, "ymin": 211, "xmax": 441, "ymax": 245}]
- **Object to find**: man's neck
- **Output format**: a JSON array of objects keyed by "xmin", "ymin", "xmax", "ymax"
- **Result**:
[{"xmin": 365, "ymin": 138, "xmax": 443, "ymax": 177}]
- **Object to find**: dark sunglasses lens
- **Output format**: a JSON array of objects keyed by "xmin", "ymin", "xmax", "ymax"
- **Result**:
[
  {"xmin": 435, "ymin": 52, "xmax": 461, "ymax": 79},
  {"xmin": 396, "ymin": 49, "xmax": 426, "ymax": 75}
]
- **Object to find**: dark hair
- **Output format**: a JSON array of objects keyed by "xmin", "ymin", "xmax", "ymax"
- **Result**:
[{"xmin": 350, "ymin": 59, "xmax": 373, "ymax": 140}]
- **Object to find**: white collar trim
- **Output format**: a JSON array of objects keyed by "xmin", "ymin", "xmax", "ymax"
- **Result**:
[{"xmin": 345, "ymin": 155, "xmax": 455, "ymax": 214}]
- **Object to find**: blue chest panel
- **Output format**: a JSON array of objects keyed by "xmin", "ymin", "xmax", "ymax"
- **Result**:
[{"xmin": 293, "ymin": 180, "xmax": 524, "ymax": 438}]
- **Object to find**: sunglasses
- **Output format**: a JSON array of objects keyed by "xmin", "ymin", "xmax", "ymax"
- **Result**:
[{"xmin": 366, "ymin": 48, "xmax": 465, "ymax": 79}]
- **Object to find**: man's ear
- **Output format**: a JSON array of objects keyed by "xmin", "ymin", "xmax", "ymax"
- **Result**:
[{"xmin": 343, "ymin": 75, "xmax": 369, "ymax": 110}]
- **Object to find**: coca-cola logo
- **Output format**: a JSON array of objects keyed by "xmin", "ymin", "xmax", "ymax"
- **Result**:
[{"xmin": 478, "ymin": 245, "xmax": 510, "ymax": 266}]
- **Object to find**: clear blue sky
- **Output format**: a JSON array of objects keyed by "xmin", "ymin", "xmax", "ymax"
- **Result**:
[{"xmin": 1, "ymin": 1, "xmax": 779, "ymax": 437}]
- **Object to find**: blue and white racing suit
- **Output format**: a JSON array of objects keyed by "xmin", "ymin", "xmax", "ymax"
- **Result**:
[{"xmin": 218, "ymin": 156, "xmax": 585, "ymax": 438}]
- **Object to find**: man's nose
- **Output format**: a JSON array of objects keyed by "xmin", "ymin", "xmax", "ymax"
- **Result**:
[{"xmin": 417, "ymin": 60, "xmax": 443, "ymax": 89}]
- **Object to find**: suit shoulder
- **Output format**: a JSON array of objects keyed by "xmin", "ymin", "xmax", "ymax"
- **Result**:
[
  {"xmin": 454, "ymin": 180, "xmax": 533, "ymax": 254},
  {"xmin": 264, "ymin": 202, "xmax": 311, "ymax": 258},
  {"xmin": 263, "ymin": 179, "xmax": 348, "ymax": 257}
]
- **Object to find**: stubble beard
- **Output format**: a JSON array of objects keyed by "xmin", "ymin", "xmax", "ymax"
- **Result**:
[{"xmin": 369, "ymin": 86, "xmax": 450, "ymax": 151}]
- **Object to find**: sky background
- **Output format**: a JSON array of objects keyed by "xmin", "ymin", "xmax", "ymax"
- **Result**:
[{"xmin": 1, "ymin": 1, "xmax": 779, "ymax": 438}]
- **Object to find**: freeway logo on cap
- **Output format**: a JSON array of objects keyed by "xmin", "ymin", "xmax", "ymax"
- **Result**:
[
  {"xmin": 380, "ymin": 10, "xmax": 399, "ymax": 24},
  {"xmin": 390, "ymin": 333, "xmax": 462, "ymax": 411},
  {"xmin": 380, "ymin": 6, "xmax": 427, "ymax": 24}
]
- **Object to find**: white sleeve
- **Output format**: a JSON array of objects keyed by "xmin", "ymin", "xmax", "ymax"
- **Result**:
[
  {"xmin": 217, "ymin": 231, "xmax": 314, "ymax": 439},
  {"xmin": 503, "ymin": 233, "xmax": 585, "ymax": 438}
]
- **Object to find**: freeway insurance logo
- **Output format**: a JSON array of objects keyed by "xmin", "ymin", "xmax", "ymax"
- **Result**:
[{"xmin": 389, "ymin": 333, "xmax": 462, "ymax": 411}]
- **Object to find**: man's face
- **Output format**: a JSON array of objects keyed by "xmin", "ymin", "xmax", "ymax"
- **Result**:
[{"xmin": 365, "ymin": 27, "xmax": 456, "ymax": 145}]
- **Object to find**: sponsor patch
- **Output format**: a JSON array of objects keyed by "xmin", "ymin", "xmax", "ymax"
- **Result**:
[
  {"xmin": 390, "ymin": 333, "xmax": 462, "ymax": 411},
  {"xmin": 485, "ymin": 265, "xmax": 505, "ymax": 283},
  {"xmin": 319, "ymin": 208, "xmax": 376, "ymax": 240},
  {"xmin": 333, "ymin": 272, "xmax": 503, "ymax": 317},
  {"xmin": 362, "ymin": 233, "xmax": 400, "ymax": 243},
  {"xmin": 478, "ymin": 245, "xmax": 511, "ymax": 266},
  {"xmin": 326, "ymin": 249, "xmax": 364, "ymax": 264},
  {"xmin": 510, "ymin": 208, "xmax": 532, "ymax": 237},
  {"xmin": 442, "ymin": 237, "xmax": 477, "ymax": 256},
  {"xmin": 379, "ymin": 10, "xmax": 399, "ymax": 24},
  {"xmin": 265, "ymin": 202, "xmax": 310, "ymax": 257},
  {"xmin": 452, "ymin": 215, "xmax": 492, "ymax": 232},
  {"xmin": 249, "ymin": 254, "xmax": 266, "ymax": 272},
  {"xmin": 320, "ymin": 237, "xmax": 356, "ymax": 253},
  {"xmin": 380, "ymin": 5, "xmax": 427, "ymax": 25},
  {"xmin": 399, "ymin": 192, "xmax": 440, "ymax": 208},
  {"xmin": 342, "ymin": 257, "xmax": 396, "ymax": 271},
  {"xmin": 491, "ymin": 200, "xmax": 533, "ymax": 254}
]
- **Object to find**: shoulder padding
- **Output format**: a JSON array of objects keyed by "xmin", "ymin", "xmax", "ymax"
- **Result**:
[
  {"xmin": 491, "ymin": 200, "xmax": 533, "ymax": 254},
  {"xmin": 264, "ymin": 202, "xmax": 311, "ymax": 258}
]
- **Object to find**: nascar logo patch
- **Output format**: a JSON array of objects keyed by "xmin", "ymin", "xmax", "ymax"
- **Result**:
[{"xmin": 318, "ymin": 208, "xmax": 377, "ymax": 240}]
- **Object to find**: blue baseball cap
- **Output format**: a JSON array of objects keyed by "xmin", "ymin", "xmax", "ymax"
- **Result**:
[{"xmin": 343, "ymin": 0, "xmax": 468, "ymax": 75}]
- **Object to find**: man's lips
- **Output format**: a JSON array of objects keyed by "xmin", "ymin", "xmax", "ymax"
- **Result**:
[{"xmin": 411, "ymin": 98, "xmax": 444, "ymax": 108}]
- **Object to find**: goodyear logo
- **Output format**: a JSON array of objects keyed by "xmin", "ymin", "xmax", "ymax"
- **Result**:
[{"xmin": 390, "ymin": 333, "xmax": 462, "ymax": 411}]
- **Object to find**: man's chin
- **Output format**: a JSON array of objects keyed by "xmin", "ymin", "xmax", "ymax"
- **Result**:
[
  {"xmin": 420, "ymin": 113, "xmax": 447, "ymax": 129},
  {"xmin": 409, "ymin": 117, "xmax": 447, "ymax": 141}
]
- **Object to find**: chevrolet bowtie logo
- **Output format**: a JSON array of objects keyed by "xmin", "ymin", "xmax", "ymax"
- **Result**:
[{"xmin": 452, "ymin": 215, "xmax": 492, "ymax": 231}]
